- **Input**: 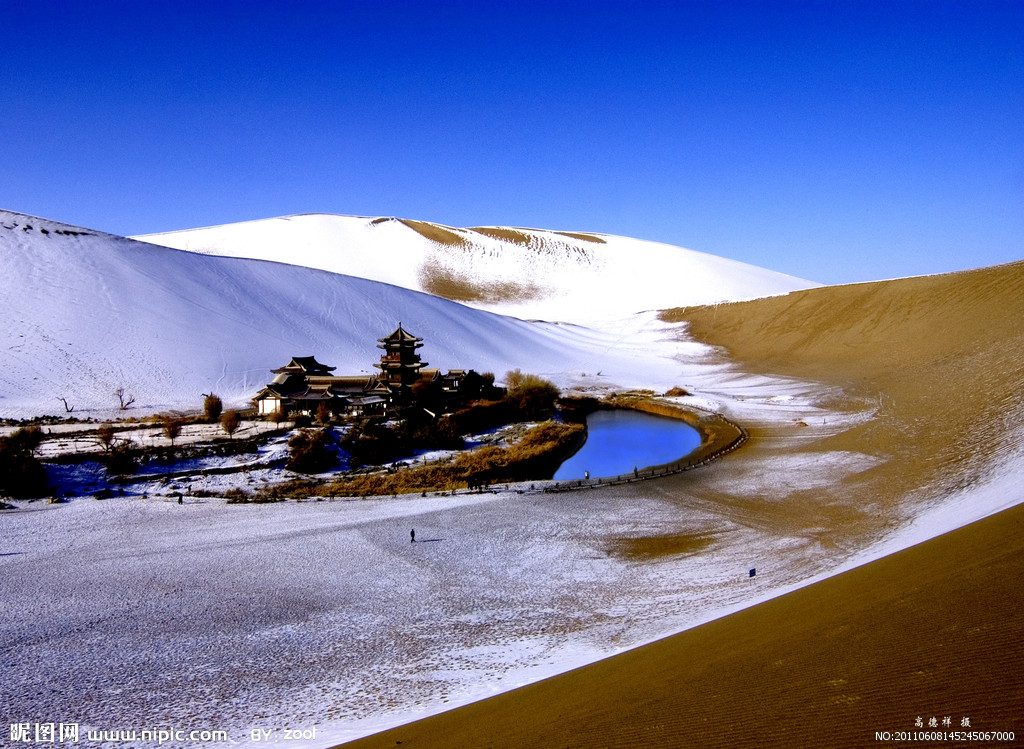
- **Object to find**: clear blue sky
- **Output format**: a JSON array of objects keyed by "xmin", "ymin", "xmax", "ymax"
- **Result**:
[{"xmin": 3, "ymin": 0, "xmax": 1021, "ymax": 284}]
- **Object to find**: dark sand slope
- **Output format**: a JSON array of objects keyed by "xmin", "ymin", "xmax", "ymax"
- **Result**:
[
  {"xmin": 340, "ymin": 260, "xmax": 1024, "ymax": 748},
  {"xmin": 342, "ymin": 501, "xmax": 1024, "ymax": 749},
  {"xmin": 673, "ymin": 259, "xmax": 1024, "ymax": 514},
  {"xmin": 666, "ymin": 259, "xmax": 1024, "ymax": 559}
]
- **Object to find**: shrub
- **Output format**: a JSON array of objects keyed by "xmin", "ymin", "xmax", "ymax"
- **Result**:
[
  {"xmin": 287, "ymin": 429, "xmax": 338, "ymax": 473},
  {"xmin": 162, "ymin": 414, "xmax": 184, "ymax": 446},
  {"xmin": 5, "ymin": 425, "xmax": 43, "ymax": 454},
  {"xmin": 105, "ymin": 442, "xmax": 138, "ymax": 476},
  {"xmin": 96, "ymin": 424, "xmax": 117, "ymax": 452},
  {"xmin": 416, "ymin": 418, "xmax": 465, "ymax": 451},
  {"xmin": 340, "ymin": 417, "xmax": 465, "ymax": 468},
  {"xmin": 220, "ymin": 410, "xmax": 241, "ymax": 438},
  {"xmin": 0, "ymin": 427, "xmax": 48, "ymax": 498},
  {"xmin": 505, "ymin": 368, "xmax": 526, "ymax": 391},
  {"xmin": 339, "ymin": 420, "xmax": 405, "ymax": 467},
  {"xmin": 412, "ymin": 376, "xmax": 446, "ymax": 412},
  {"xmin": 323, "ymin": 420, "xmax": 583, "ymax": 497},
  {"xmin": 203, "ymin": 393, "xmax": 223, "ymax": 423},
  {"xmin": 448, "ymin": 400, "xmax": 515, "ymax": 434},
  {"xmin": 452, "ymin": 421, "xmax": 581, "ymax": 484},
  {"xmin": 458, "ymin": 369, "xmax": 484, "ymax": 399},
  {"xmin": 504, "ymin": 371, "xmax": 560, "ymax": 420},
  {"xmin": 224, "ymin": 487, "xmax": 250, "ymax": 504}
]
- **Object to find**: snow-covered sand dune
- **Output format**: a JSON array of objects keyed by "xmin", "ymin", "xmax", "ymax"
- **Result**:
[
  {"xmin": 1, "ymin": 209, "xmax": 717, "ymax": 418},
  {"xmin": 134, "ymin": 213, "xmax": 819, "ymax": 326}
]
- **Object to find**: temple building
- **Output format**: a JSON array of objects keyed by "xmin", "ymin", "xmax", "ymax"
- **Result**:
[
  {"xmin": 375, "ymin": 323, "xmax": 427, "ymax": 403},
  {"xmin": 253, "ymin": 324, "xmax": 469, "ymax": 419},
  {"xmin": 253, "ymin": 356, "xmax": 390, "ymax": 418}
]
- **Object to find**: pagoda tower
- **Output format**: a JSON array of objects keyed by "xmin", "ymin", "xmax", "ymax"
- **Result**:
[{"xmin": 375, "ymin": 323, "xmax": 427, "ymax": 399}]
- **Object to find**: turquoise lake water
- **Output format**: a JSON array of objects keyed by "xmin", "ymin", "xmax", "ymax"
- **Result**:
[{"xmin": 553, "ymin": 408, "xmax": 701, "ymax": 480}]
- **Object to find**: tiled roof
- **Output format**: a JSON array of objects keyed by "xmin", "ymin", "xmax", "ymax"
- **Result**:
[{"xmin": 377, "ymin": 323, "xmax": 423, "ymax": 344}]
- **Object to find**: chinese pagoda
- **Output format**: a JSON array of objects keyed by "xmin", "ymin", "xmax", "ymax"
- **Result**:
[{"xmin": 375, "ymin": 323, "xmax": 427, "ymax": 401}]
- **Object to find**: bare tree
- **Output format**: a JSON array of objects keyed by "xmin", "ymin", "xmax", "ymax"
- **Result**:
[
  {"xmin": 115, "ymin": 387, "xmax": 136, "ymax": 410},
  {"xmin": 162, "ymin": 414, "xmax": 183, "ymax": 447},
  {"xmin": 220, "ymin": 410, "xmax": 241, "ymax": 439},
  {"xmin": 96, "ymin": 424, "xmax": 117, "ymax": 453},
  {"xmin": 57, "ymin": 396, "xmax": 75, "ymax": 413}
]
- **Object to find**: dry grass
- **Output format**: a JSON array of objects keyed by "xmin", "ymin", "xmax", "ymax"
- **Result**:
[
  {"xmin": 555, "ymin": 230, "xmax": 606, "ymax": 244},
  {"xmin": 398, "ymin": 218, "xmax": 469, "ymax": 247},
  {"xmin": 607, "ymin": 532, "xmax": 717, "ymax": 560},
  {"xmin": 394, "ymin": 218, "xmax": 606, "ymax": 247},
  {"xmin": 320, "ymin": 462, "xmax": 462, "ymax": 497},
  {"xmin": 467, "ymin": 226, "xmax": 536, "ymax": 245},
  {"xmin": 401, "ymin": 221, "xmax": 602, "ymax": 305},
  {"xmin": 468, "ymin": 226, "xmax": 600, "ymax": 261},
  {"xmin": 417, "ymin": 263, "xmax": 544, "ymax": 304},
  {"xmin": 317, "ymin": 421, "xmax": 584, "ymax": 497}
]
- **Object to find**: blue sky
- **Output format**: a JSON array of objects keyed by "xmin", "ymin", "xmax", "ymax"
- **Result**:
[{"xmin": 3, "ymin": 0, "xmax": 1021, "ymax": 284}]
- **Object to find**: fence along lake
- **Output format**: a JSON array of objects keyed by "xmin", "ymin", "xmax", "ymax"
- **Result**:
[{"xmin": 553, "ymin": 408, "xmax": 701, "ymax": 481}]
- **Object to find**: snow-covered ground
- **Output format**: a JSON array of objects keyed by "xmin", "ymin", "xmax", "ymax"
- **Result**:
[
  {"xmin": 4, "ymin": 386, "xmax": 1018, "ymax": 748},
  {"xmin": 0, "ymin": 322, "xmax": 923, "ymax": 749},
  {"xmin": 2, "ymin": 208, "xmax": 1018, "ymax": 748}
]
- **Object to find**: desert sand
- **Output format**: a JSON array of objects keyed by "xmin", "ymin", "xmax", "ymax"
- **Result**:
[{"xmin": 338, "ymin": 260, "xmax": 1024, "ymax": 747}]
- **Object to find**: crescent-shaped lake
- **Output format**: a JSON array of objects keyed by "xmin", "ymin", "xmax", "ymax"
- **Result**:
[{"xmin": 553, "ymin": 408, "xmax": 701, "ymax": 480}]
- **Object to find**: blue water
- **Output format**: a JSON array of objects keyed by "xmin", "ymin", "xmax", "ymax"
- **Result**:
[{"xmin": 553, "ymin": 408, "xmax": 701, "ymax": 480}]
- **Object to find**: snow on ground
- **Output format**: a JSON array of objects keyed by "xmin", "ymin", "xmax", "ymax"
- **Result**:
[
  {"xmin": 5, "ymin": 402, "xmax": 1019, "ymax": 749},
  {"xmin": 0, "ymin": 472, "xmax": 850, "ymax": 748},
  {"xmin": 0, "ymin": 352, "xmax": 900, "ymax": 749},
  {"xmin": 1, "ymin": 421, "xmax": 282, "ymax": 460},
  {"xmin": 831, "ymin": 423, "xmax": 1024, "ymax": 574}
]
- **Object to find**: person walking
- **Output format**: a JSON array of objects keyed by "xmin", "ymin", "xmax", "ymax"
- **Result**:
[{"xmin": 410, "ymin": 528, "xmax": 415, "ymax": 543}]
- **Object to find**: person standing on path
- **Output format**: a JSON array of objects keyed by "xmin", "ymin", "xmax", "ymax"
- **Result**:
[{"xmin": 410, "ymin": 529, "xmax": 415, "ymax": 543}]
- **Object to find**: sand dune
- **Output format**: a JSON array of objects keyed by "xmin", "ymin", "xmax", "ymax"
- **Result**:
[
  {"xmin": 339, "ymin": 259, "xmax": 1024, "ymax": 747},
  {"xmin": 134, "ymin": 213, "xmax": 819, "ymax": 326},
  {"xmin": 0, "ymin": 209, "xmax": 702, "ymax": 417},
  {"xmin": 671, "ymin": 259, "xmax": 1024, "ymax": 530}
]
